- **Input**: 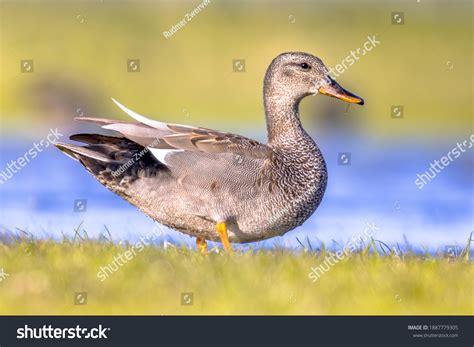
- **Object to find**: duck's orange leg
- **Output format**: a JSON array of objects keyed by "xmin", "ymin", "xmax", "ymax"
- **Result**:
[
  {"xmin": 216, "ymin": 222, "xmax": 233, "ymax": 252},
  {"xmin": 196, "ymin": 238, "xmax": 208, "ymax": 255}
]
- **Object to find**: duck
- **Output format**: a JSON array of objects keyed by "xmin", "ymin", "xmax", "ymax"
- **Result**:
[{"xmin": 56, "ymin": 52, "xmax": 364, "ymax": 253}]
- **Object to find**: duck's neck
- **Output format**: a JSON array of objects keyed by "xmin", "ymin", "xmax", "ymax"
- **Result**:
[{"xmin": 264, "ymin": 87, "xmax": 307, "ymax": 146}]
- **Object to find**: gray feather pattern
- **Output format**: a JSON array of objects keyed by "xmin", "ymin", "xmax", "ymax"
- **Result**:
[{"xmin": 56, "ymin": 52, "xmax": 336, "ymax": 243}]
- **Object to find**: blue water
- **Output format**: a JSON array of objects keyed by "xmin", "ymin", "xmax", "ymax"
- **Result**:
[{"xmin": 0, "ymin": 129, "xmax": 472, "ymax": 252}]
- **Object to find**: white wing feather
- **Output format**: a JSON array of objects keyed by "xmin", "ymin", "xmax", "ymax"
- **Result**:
[{"xmin": 111, "ymin": 98, "xmax": 169, "ymax": 131}]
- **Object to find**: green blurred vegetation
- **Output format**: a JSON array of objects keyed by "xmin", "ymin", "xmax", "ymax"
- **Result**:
[
  {"xmin": 0, "ymin": 0, "xmax": 472, "ymax": 139},
  {"xmin": 0, "ymin": 238, "xmax": 472, "ymax": 315}
]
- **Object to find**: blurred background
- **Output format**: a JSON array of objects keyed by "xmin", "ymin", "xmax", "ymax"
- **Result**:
[{"xmin": 0, "ymin": 0, "xmax": 472, "ymax": 251}]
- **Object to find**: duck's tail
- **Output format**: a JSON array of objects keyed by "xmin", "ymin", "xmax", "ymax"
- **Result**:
[{"xmin": 55, "ymin": 134, "xmax": 166, "ymax": 189}]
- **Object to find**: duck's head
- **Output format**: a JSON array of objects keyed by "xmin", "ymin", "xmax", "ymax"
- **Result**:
[{"xmin": 264, "ymin": 52, "xmax": 364, "ymax": 105}]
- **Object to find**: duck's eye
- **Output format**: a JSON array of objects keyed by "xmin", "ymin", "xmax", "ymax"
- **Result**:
[{"xmin": 300, "ymin": 63, "xmax": 310, "ymax": 70}]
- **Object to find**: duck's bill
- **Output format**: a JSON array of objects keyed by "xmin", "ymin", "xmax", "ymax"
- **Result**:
[{"xmin": 319, "ymin": 81, "xmax": 364, "ymax": 105}]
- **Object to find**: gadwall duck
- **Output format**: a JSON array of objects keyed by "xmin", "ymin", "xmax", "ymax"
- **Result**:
[{"xmin": 56, "ymin": 52, "xmax": 364, "ymax": 252}]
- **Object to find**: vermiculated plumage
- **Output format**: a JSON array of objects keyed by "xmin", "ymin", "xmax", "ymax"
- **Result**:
[{"xmin": 56, "ymin": 52, "xmax": 364, "ymax": 243}]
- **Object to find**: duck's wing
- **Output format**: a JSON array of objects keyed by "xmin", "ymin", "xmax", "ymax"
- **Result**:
[{"xmin": 76, "ymin": 98, "xmax": 272, "ymax": 165}]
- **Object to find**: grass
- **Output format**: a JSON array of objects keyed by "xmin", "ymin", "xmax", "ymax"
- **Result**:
[{"xmin": 0, "ymin": 231, "xmax": 472, "ymax": 315}]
